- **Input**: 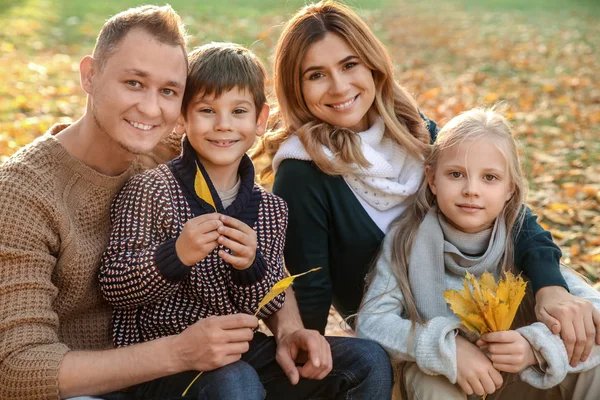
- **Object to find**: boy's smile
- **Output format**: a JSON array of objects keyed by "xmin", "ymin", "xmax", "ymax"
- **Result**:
[{"xmin": 180, "ymin": 87, "xmax": 268, "ymax": 190}]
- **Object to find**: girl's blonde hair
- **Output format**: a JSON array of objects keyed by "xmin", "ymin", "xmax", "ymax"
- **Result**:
[
  {"xmin": 385, "ymin": 107, "xmax": 528, "ymax": 324},
  {"xmin": 251, "ymin": 0, "xmax": 430, "ymax": 181}
]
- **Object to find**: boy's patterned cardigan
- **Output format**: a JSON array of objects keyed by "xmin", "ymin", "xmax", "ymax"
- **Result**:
[{"xmin": 99, "ymin": 138, "xmax": 287, "ymax": 347}]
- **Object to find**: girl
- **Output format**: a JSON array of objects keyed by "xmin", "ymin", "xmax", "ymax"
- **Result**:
[
  {"xmin": 356, "ymin": 108, "xmax": 600, "ymax": 399},
  {"xmin": 251, "ymin": 0, "xmax": 597, "ymax": 364}
]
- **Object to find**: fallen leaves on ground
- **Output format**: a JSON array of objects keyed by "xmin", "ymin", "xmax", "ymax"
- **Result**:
[{"xmin": 1, "ymin": 1, "xmax": 598, "ymax": 337}]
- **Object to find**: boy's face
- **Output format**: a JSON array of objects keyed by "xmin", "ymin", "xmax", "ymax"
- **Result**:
[
  {"xmin": 83, "ymin": 28, "xmax": 187, "ymax": 157},
  {"xmin": 181, "ymin": 87, "xmax": 268, "ymax": 178}
]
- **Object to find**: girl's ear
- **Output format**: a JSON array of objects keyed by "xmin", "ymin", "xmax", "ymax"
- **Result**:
[
  {"xmin": 505, "ymin": 183, "xmax": 515, "ymax": 202},
  {"xmin": 255, "ymin": 104, "xmax": 270, "ymax": 137},
  {"xmin": 174, "ymin": 114, "xmax": 186, "ymax": 135},
  {"xmin": 80, "ymin": 56, "xmax": 95, "ymax": 95},
  {"xmin": 425, "ymin": 165, "xmax": 437, "ymax": 195}
]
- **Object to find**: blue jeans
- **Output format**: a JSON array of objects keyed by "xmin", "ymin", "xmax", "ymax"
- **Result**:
[{"xmin": 125, "ymin": 332, "xmax": 392, "ymax": 399}]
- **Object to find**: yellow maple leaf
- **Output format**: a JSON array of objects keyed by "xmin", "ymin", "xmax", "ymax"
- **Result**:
[
  {"xmin": 479, "ymin": 271, "xmax": 498, "ymax": 292},
  {"xmin": 444, "ymin": 271, "xmax": 527, "ymax": 336},
  {"xmin": 443, "ymin": 290, "xmax": 479, "ymax": 317},
  {"xmin": 254, "ymin": 267, "xmax": 321, "ymax": 316}
]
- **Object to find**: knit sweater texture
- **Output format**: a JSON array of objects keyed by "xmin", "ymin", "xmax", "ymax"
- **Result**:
[
  {"xmin": 356, "ymin": 223, "xmax": 600, "ymax": 389},
  {"xmin": 0, "ymin": 124, "xmax": 182, "ymax": 400},
  {"xmin": 0, "ymin": 125, "xmax": 137, "ymax": 399},
  {"xmin": 99, "ymin": 138, "xmax": 288, "ymax": 347}
]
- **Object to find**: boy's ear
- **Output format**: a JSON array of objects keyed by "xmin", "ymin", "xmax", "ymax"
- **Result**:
[
  {"xmin": 80, "ymin": 56, "xmax": 95, "ymax": 95},
  {"xmin": 255, "ymin": 104, "xmax": 270, "ymax": 137},
  {"xmin": 425, "ymin": 165, "xmax": 437, "ymax": 195},
  {"xmin": 174, "ymin": 114, "xmax": 186, "ymax": 135}
]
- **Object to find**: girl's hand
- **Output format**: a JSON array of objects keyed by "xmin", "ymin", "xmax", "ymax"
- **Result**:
[
  {"xmin": 217, "ymin": 215, "xmax": 257, "ymax": 270},
  {"xmin": 477, "ymin": 331, "xmax": 537, "ymax": 373},
  {"xmin": 456, "ymin": 335, "xmax": 503, "ymax": 396}
]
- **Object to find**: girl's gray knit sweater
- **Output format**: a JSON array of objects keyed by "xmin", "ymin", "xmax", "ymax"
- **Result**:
[{"xmin": 356, "ymin": 221, "xmax": 600, "ymax": 389}]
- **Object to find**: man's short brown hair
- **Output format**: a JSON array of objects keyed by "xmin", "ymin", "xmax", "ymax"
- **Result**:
[
  {"xmin": 93, "ymin": 5, "xmax": 187, "ymax": 70},
  {"xmin": 182, "ymin": 43, "xmax": 267, "ymax": 118}
]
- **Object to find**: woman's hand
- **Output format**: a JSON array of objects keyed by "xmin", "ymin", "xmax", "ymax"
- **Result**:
[
  {"xmin": 477, "ymin": 331, "xmax": 537, "ymax": 373},
  {"xmin": 535, "ymin": 286, "xmax": 600, "ymax": 366}
]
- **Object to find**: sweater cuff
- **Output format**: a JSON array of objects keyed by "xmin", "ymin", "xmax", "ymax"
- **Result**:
[
  {"xmin": 155, "ymin": 238, "xmax": 191, "ymax": 282},
  {"xmin": 521, "ymin": 249, "xmax": 568, "ymax": 293},
  {"xmin": 517, "ymin": 322, "xmax": 569, "ymax": 389},
  {"xmin": 230, "ymin": 251, "xmax": 268, "ymax": 286},
  {"xmin": 414, "ymin": 317, "xmax": 461, "ymax": 383}
]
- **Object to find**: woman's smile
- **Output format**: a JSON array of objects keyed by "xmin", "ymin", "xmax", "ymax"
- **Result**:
[{"xmin": 301, "ymin": 33, "xmax": 375, "ymax": 132}]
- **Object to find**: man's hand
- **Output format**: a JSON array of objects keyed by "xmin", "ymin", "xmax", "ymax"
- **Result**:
[
  {"xmin": 175, "ymin": 213, "xmax": 222, "ymax": 266},
  {"xmin": 535, "ymin": 286, "xmax": 600, "ymax": 366},
  {"xmin": 477, "ymin": 331, "xmax": 536, "ymax": 373},
  {"xmin": 217, "ymin": 215, "xmax": 257, "ymax": 270},
  {"xmin": 456, "ymin": 335, "xmax": 503, "ymax": 397},
  {"xmin": 173, "ymin": 314, "xmax": 258, "ymax": 372},
  {"xmin": 275, "ymin": 328, "xmax": 333, "ymax": 385}
]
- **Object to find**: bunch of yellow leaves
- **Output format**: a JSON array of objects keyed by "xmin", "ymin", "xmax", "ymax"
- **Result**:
[
  {"xmin": 443, "ymin": 271, "xmax": 527, "ymax": 335},
  {"xmin": 182, "ymin": 267, "xmax": 321, "ymax": 396}
]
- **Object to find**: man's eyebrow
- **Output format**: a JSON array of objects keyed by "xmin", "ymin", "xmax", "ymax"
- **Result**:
[
  {"xmin": 123, "ymin": 68, "xmax": 148, "ymax": 77},
  {"xmin": 123, "ymin": 68, "xmax": 184, "ymax": 89},
  {"xmin": 166, "ymin": 80, "xmax": 184, "ymax": 89},
  {"xmin": 301, "ymin": 55, "xmax": 358, "ymax": 76}
]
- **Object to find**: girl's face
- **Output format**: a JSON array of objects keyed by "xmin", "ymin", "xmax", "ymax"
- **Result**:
[
  {"xmin": 426, "ymin": 138, "xmax": 514, "ymax": 234},
  {"xmin": 300, "ymin": 32, "xmax": 376, "ymax": 132}
]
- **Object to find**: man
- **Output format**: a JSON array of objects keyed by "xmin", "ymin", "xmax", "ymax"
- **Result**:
[{"xmin": 0, "ymin": 5, "xmax": 391, "ymax": 399}]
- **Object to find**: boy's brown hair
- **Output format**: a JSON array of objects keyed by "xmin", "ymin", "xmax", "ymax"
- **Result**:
[
  {"xmin": 182, "ymin": 42, "xmax": 267, "ymax": 118},
  {"xmin": 93, "ymin": 5, "xmax": 187, "ymax": 70}
]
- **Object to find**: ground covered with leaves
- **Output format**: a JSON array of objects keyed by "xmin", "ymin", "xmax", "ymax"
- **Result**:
[{"xmin": 1, "ymin": 0, "xmax": 598, "ymax": 335}]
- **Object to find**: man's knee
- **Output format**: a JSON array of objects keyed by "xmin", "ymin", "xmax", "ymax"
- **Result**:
[
  {"xmin": 329, "ymin": 337, "xmax": 393, "ymax": 383},
  {"xmin": 202, "ymin": 361, "xmax": 264, "ymax": 399}
]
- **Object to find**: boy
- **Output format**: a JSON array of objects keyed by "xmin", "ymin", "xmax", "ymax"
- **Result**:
[
  {"xmin": 99, "ymin": 43, "xmax": 393, "ymax": 399},
  {"xmin": 99, "ymin": 42, "xmax": 286, "ymax": 397}
]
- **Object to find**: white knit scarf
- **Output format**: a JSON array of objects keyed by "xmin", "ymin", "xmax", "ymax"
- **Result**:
[
  {"xmin": 408, "ymin": 208, "xmax": 507, "ymax": 320},
  {"xmin": 272, "ymin": 117, "xmax": 424, "ymax": 211}
]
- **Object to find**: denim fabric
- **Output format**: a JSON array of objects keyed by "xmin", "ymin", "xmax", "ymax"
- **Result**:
[
  {"xmin": 66, "ymin": 397, "xmax": 105, "ymax": 400},
  {"xmin": 129, "ymin": 362, "xmax": 264, "ymax": 400},
  {"xmin": 67, "ymin": 393, "xmax": 135, "ymax": 400},
  {"xmin": 125, "ymin": 332, "xmax": 393, "ymax": 399}
]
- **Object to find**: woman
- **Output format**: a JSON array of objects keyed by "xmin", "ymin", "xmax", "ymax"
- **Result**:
[{"xmin": 252, "ymin": 0, "xmax": 598, "ymax": 365}]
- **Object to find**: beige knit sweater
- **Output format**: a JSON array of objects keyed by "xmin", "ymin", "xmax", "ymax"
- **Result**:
[{"xmin": 0, "ymin": 124, "xmax": 180, "ymax": 399}]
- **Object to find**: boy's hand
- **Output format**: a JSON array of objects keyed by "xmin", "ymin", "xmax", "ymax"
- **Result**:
[
  {"xmin": 217, "ymin": 215, "xmax": 257, "ymax": 270},
  {"xmin": 175, "ymin": 213, "xmax": 222, "ymax": 266},
  {"xmin": 477, "ymin": 331, "xmax": 537, "ymax": 373},
  {"xmin": 535, "ymin": 286, "xmax": 600, "ymax": 366},
  {"xmin": 456, "ymin": 335, "xmax": 503, "ymax": 397}
]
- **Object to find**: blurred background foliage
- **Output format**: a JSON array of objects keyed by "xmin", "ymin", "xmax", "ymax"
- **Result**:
[{"xmin": 1, "ymin": 1, "xmax": 599, "ymax": 332}]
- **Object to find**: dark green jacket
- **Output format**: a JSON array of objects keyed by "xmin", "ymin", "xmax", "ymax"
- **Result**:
[{"xmin": 273, "ymin": 120, "xmax": 565, "ymax": 333}]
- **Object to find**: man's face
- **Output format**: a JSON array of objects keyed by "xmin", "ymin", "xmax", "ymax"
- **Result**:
[{"xmin": 88, "ymin": 28, "xmax": 187, "ymax": 156}]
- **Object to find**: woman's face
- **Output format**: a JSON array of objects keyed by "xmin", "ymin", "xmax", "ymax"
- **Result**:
[{"xmin": 300, "ymin": 32, "xmax": 376, "ymax": 132}]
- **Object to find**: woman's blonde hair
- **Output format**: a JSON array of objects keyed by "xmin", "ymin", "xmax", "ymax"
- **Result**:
[
  {"xmin": 383, "ymin": 107, "xmax": 528, "ymax": 324},
  {"xmin": 251, "ymin": 0, "xmax": 430, "ymax": 181}
]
